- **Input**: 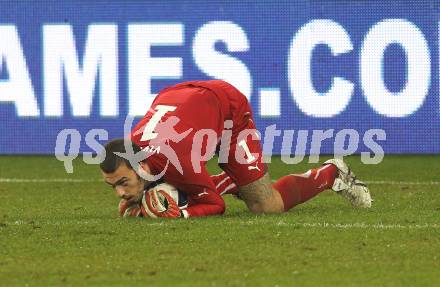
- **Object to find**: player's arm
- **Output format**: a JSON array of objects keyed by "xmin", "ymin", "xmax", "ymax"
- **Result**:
[
  {"xmin": 138, "ymin": 173, "xmax": 236, "ymax": 219},
  {"xmin": 181, "ymin": 186, "xmax": 226, "ymax": 218},
  {"xmin": 140, "ymin": 184, "xmax": 225, "ymax": 218},
  {"xmin": 160, "ymin": 164, "xmax": 228, "ymax": 218}
]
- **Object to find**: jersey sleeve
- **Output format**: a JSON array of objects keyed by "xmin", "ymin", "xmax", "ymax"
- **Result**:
[
  {"xmin": 181, "ymin": 185, "xmax": 226, "ymax": 218},
  {"xmin": 157, "ymin": 155, "xmax": 225, "ymax": 218}
]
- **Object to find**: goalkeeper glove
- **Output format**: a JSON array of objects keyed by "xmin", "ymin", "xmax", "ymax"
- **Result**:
[
  {"xmin": 141, "ymin": 189, "xmax": 182, "ymax": 218},
  {"xmin": 118, "ymin": 199, "xmax": 142, "ymax": 218}
]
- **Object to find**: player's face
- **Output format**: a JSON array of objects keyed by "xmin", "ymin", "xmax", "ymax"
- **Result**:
[{"xmin": 102, "ymin": 163, "xmax": 144, "ymax": 205}]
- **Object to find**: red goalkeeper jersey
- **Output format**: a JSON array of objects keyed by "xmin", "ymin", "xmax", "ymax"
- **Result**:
[{"xmin": 131, "ymin": 80, "xmax": 266, "ymax": 217}]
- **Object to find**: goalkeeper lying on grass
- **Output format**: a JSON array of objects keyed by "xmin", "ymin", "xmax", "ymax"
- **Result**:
[
  {"xmin": 101, "ymin": 139, "xmax": 371, "ymax": 219},
  {"xmin": 100, "ymin": 80, "xmax": 371, "ymax": 219}
]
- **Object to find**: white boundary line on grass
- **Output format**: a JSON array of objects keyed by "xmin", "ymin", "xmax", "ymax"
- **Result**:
[
  {"xmin": 10, "ymin": 219, "xmax": 440, "ymax": 229},
  {"xmin": 366, "ymin": 180, "xmax": 440, "ymax": 185},
  {"xmin": 1, "ymin": 178, "xmax": 440, "ymax": 185},
  {"xmin": 0, "ymin": 178, "xmax": 99, "ymax": 183},
  {"xmin": 267, "ymin": 221, "xmax": 440, "ymax": 229}
]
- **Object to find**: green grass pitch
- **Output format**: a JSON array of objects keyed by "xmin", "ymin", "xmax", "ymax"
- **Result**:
[{"xmin": 0, "ymin": 155, "xmax": 439, "ymax": 286}]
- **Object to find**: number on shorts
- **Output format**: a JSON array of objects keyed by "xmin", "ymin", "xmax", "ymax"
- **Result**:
[{"xmin": 238, "ymin": 139, "xmax": 256, "ymax": 163}]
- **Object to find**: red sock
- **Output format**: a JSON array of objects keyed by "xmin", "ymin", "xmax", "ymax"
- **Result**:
[
  {"xmin": 273, "ymin": 164, "xmax": 338, "ymax": 211},
  {"xmin": 210, "ymin": 172, "xmax": 238, "ymax": 195}
]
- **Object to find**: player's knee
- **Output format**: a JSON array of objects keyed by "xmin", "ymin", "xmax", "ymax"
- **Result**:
[
  {"xmin": 263, "ymin": 199, "xmax": 284, "ymax": 214},
  {"xmin": 246, "ymin": 196, "xmax": 284, "ymax": 214},
  {"xmin": 238, "ymin": 173, "xmax": 285, "ymax": 214}
]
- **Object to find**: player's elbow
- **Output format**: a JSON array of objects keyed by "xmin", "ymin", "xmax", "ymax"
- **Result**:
[
  {"xmin": 216, "ymin": 200, "xmax": 226, "ymax": 215},
  {"xmin": 211, "ymin": 192, "xmax": 226, "ymax": 215}
]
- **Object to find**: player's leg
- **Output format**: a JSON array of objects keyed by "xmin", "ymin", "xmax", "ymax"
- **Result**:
[
  {"xmin": 211, "ymin": 168, "xmax": 330, "ymax": 210},
  {"xmin": 223, "ymin": 158, "xmax": 371, "ymax": 212},
  {"xmin": 218, "ymin": 101, "xmax": 285, "ymax": 213},
  {"xmin": 237, "ymin": 173, "xmax": 285, "ymax": 214},
  {"xmin": 217, "ymin": 85, "xmax": 371, "ymax": 212},
  {"xmin": 236, "ymin": 165, "xmax": 336, "ymax": 213},
  {"xmin": 212, "ymin": 84, "xmax": 293, "ymax": 213},
  {"xmin": 272, "ymin": 164, "xmax": 339, "ymax": 211}
]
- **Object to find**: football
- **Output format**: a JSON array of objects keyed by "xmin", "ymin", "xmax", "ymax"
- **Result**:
[{"xmin": 141, "ymin": 183, "xmax": 188, "ymax": 218}]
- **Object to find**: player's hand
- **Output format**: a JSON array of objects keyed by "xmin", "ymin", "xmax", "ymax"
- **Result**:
[
  {"xmin": 141, "ymin": 189, "xmax": 182, "ymax": 218},
  {"xmin": 118, "ymin": 199, "xmax": 142, "ymax": 218}
]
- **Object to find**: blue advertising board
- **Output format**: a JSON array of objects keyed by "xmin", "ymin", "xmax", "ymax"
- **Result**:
[{"xmin": 0, "ymin": 1, "xmax": 439, "ymax": 155}]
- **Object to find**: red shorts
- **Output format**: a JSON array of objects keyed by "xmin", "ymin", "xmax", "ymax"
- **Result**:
[
  {"xmin": 133, "ymin": 80, "xmax": 266, "ymax": 191},
  {"xmin": 210, "ymin": 82, "xmax": 267, "ymax": 187}
]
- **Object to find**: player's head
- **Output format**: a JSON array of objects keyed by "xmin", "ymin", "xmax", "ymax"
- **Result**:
[{"xmin": 100, "ymin": 138, "xmax": 147, "ymax": 205}]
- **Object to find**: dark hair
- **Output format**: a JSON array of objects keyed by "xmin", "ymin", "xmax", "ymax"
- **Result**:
[{"xmin": 100, "ymin": 138, "xmax": 142, "ymax": 173}]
